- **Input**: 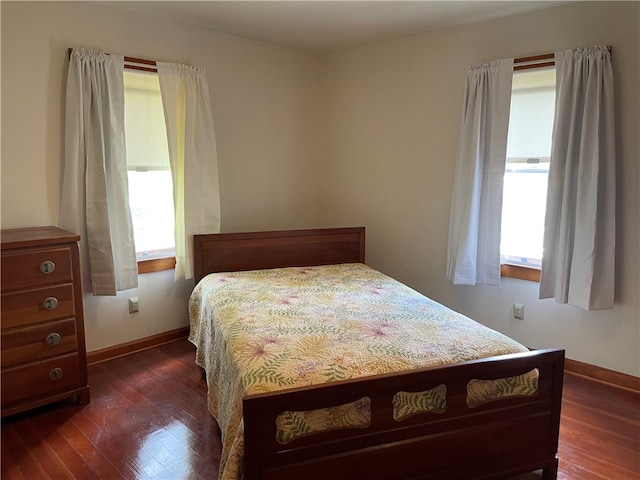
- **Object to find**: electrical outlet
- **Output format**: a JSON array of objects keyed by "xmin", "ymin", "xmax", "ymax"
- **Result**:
[
  {"xmin": 513, "ymin": 302, "xmax": 525, "ymax": 320},
  {"xmin": 129, "ymin": 296, "xmax": 139, "ymax": 314}
]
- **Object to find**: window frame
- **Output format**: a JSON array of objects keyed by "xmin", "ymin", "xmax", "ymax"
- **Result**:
[
  {"xmin": 501, "ymin": 263, "xmax": 541, "ymax": 282},
  {"xmin": 138, "ymin": 256, "xmax": 176, "ymax": 274},
  {"xmin": 123, "ymin": 66, "xmax": 176, "ymax": 274}
]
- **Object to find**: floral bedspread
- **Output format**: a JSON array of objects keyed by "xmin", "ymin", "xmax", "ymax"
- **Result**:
[{"xmin": 188, "ymin": 263, "xmax": 535, "ymax": 480}]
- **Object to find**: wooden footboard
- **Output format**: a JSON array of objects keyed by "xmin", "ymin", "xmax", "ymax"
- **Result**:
[{"xmin": 243, "ymin": 348, "xmax": 564, "ymax": 480}]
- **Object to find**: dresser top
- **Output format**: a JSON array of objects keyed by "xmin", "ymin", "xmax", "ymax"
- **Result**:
[{"xmin": 1, "ymin": 226, "xmax": 80, "ymax": 250}]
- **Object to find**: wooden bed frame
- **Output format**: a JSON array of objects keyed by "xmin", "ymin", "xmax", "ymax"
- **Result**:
[{"xmin": 193, "ymin": 227, "xmax": 564, "ymax": 480}]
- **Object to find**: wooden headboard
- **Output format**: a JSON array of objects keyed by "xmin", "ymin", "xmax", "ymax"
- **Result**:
[{"xmin": 193, "ymin": 227, "xmax": 365, "ymax": 283}]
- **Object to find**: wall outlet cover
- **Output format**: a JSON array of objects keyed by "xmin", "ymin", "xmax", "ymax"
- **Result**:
[
  {"xmin": 513, "ymin": 302, "xmax": 525, "ymax": 320},
  {"xmin": 129, "ymin": 296, "xmax": 139, "ymax": 314}
]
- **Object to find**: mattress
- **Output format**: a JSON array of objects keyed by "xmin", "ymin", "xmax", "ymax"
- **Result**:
[{"xmin": 188, "ymin": 263, "xmax": 537, "ymax": 479}]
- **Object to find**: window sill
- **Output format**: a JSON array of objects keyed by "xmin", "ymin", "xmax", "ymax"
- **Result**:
[
  {"xmin": 501, "ymin": 263, "xmax": 540, "ymax": 282},
  {"xmin": 138, "ymin": 259, "xmax": 540, "ymax": 280},
  {"xmin": 138, "ymin": 256, "xmax": 176, "ymax": 274}
]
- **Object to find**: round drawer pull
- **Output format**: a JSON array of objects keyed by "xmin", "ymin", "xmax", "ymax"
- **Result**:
[
  {"xmin": 40, "ymin": 260, "xmax": 56, "ymax": 274},
  {"xmin": 46, "ymin": 332, "xmax": 61, "ymax": 346},
  {"xmin": 43, "ymin": 296, "xmax": 59, "ymax": 311},
  {"xmin": 49, "ymin": 368, "xmax": 64, "ymax": 381}
]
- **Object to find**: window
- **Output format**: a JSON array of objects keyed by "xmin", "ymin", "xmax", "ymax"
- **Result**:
[
  {"xmin": 123, "ymin": 70, "xmax": 175, "ymax": 266},
  {"xmin": 501, "ymin": 67, "xmax": 556, "ymax": 276}
]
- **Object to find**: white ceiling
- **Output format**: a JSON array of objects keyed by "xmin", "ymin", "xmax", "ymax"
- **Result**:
[{"xmin": 101, "ymin": 1, "xmax": 572, "ymax": 54}]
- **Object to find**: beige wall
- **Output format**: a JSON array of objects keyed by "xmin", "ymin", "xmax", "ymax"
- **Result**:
[
  {"xmin": 2, "ymin": 2, "xmax": 638, "ymax": 375},
  {"xmin": 322, "ymin": 1, "xmax": 640, "ymax": 376},
  {"xmin": 1, "ymin": 1, "xmax": 326, "ymax": 351}
]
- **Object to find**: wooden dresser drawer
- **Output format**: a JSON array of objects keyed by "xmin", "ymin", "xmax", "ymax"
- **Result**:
[
  {"xmin": 1, "ymin": 227, "xmax": 89, "ymax": 417},
  {"xmin": 1, "ymin": 246, "xmax": 73, "ymax": 291},
  {"xmin": 1, "ymin": 284, "xmax": 76, "ymax": 329},
  {"xmin": 1, "ymin": 318, "xmax": 78, "ymax": 366},
  {"xmin": 1, "ymin": 353, "xmax": 82, "ymax": 406}
]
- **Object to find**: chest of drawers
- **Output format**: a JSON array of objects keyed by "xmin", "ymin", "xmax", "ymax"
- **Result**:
[{"xmin": 1, "ymin": 226, "xmax": 90, "ymax": 417}]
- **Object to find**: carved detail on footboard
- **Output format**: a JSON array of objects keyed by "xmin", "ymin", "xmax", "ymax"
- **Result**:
[{"xmin": 243, "ymin": 348, "xmax": 564, "ymax": 480}]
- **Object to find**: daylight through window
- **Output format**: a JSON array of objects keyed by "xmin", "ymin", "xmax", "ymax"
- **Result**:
[
  {"xmin": 124, "ymin": 70, "xmax": 175, "ymax": 261},
  {"xmin": 501, "ymin": 67, "xmax": 556, "ymax": 268}
]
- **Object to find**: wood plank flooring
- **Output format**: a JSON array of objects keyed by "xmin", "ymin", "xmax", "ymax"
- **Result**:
[{"xmin": 2, "ymin": 340, "xmax": 638, "ymax": 479}]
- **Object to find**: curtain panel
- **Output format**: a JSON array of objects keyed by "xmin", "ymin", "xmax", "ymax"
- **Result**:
[
  {"xmin": 59, "ymin": 48, "xmax": 138, "ymax": 295},
  {"xmin": 540, "ymin": 46, "xmax": 616, "ymax": 310},
  {"xmin": 447, "ymin": 58, "xmax": 514, "ymax": 286},
  {"xmin": 157, "ymin": 63, "xmax": 221, "ymax": 280}
]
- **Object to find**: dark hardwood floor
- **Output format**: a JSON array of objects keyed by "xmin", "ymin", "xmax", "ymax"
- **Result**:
[{"xmin": 2, "ymin": 340, "xmax": 638, "ymax": 479}]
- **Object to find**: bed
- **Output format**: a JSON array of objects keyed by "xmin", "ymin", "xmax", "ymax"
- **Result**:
[{"xmin": 189, "ymin": 227, "xmax": 564, "ymax": 480}]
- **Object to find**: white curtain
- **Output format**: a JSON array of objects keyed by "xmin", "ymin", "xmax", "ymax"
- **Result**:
[
  {"xmin": 447, "ymin": 58, "xmax": 514, "ymax": 286},
  {"xmin": 540, "ymin": 46, "xmax": 616, "ymax": 310},
  {"xmin": 59, "ymin": 48, "xmax": 138, "ymax": 295},
  {"xmin": 157, "ymin": 62, "xmax": 221, "ymax": 280}
]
